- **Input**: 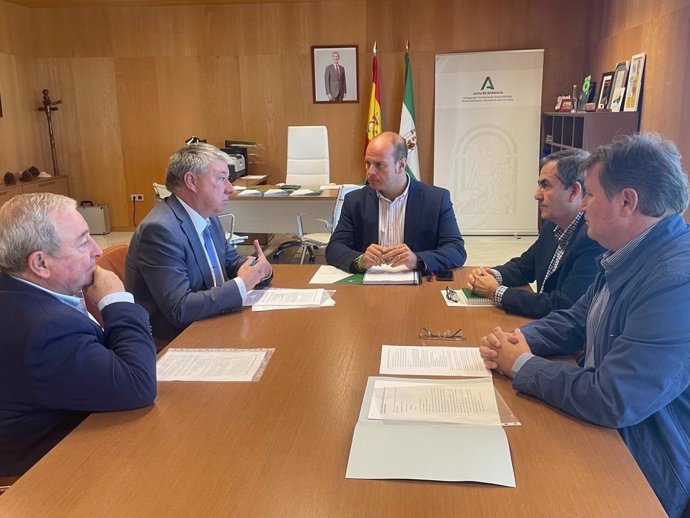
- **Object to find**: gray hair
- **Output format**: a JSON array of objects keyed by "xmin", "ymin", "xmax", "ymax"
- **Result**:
[
  {"xmin": 165, "ymin": 143, "xmax": 232, "ymax": 191},
  {"xmin": 541, "ymin": 148, "xmax": 590, "ymax": 192},
  {"xmin": 0, "ymin": 193, "xmax": 76, "ymax": 274},
  {"xmin": 582, "ymin": 133, "xmax": 690, "ymax": 217}
]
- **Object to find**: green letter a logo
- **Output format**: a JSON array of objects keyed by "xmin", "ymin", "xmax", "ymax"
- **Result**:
[{"xmin": 481, "ymin": 76, "xmax": 495, "ymax": 90}]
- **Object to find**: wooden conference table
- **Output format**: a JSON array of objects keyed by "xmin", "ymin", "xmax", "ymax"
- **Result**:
[
  {"xmin": 0, "ymin": 266, "xmax": 664, "ymax": 517},
  {"xmin": 222, "ymin": 185, "xmax": 339, "ymax": 234}
]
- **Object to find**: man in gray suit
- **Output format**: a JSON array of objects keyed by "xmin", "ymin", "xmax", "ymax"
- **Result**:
[
  {"xmin": 325, "ymin": 51, "xmax": 346, "ymax": 102},
  {"xmin": 125, "ymin": 143, "xmax": 273, "ymax": 342}
]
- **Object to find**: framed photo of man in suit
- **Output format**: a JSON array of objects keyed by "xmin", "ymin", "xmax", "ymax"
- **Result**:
[{"xmin": 312, "ymin": 45, "xmax": 359, "ymax": 104}]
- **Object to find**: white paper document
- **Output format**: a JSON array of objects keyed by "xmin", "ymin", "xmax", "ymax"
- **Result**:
[
  {"xmin": 363, "ymin": 264, "xmax": 419, "ymax": 285},
  {"xmin": 156, "ymin": 348, "xmax": 272, "ymax": 382},
  {"xmin": 244, "ymin": 288, "xmax": 335, "ymax": 311},
  {"xmin": 263, "ymin": 188, "xmax": 289, "ymax": 197},
  {"xmin": 380, "ymin": 345, "xmax": 491, "ymax": 377},
  {"xmin": 237, "ymin": 189, "xmax": 263, "ymax": 197},
  {"xmin": 346, "ymin": 376, "xmax": 515, "ymax": 487},
  {"xmin": 309, "ymin": 265, "xmax": 352, "ymax": 284},
  {"xmin": 289, "ymin": 188, "xmax": 322, "ymax": 196},
  {"xmin": 243, "ymin": 175, "xmax": 266, "ymax": 180},
  {"xmin": 368, "ymin": 378, "xmax": 501, "ymax": 425}
]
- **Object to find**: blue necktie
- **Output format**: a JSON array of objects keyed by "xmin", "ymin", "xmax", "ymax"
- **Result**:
[{"xmin": 202, "ymin": 225, "xmax": 224, "ymax": 287}]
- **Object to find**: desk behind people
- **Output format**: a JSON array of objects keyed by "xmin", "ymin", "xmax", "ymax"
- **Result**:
[{"xmin": 0, "ymin": 266, "xmax": 665, "ymax": 518}]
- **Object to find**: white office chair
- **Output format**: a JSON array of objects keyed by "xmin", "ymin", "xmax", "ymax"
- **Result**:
[
  {"xmin": 218, "ymin": 213, "xmax": 248, "ymax": 247},
  {"xmin": 285, "ymin": 126, "xmax": 330, "ymax": 187},
  {"xmin": 153, "ymin": 182, "xmax": 171, "ymax": 201},
  {"xmin": 289, "ymin": 184, "xmax": 362, "ymax": 264}
]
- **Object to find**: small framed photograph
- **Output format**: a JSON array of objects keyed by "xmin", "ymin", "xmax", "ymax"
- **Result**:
[
  {"xmin": 311, "ymin": 45, "xmax": 359, "ymax": 104},
  {"xmin": 623, "ymin": 52, "xmax": 646, "ymax": 112},
  {"xmin": 608, "ymin": 61, "xmax": 629, "ymax": 111},
  {"xmin": 597, "ymin": 71, "xmax": 614, "ymax": 111}
]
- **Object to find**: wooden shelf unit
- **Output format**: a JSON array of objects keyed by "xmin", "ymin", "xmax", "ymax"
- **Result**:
[
  {"xmin": 542, "ymin": 111, "xmax": 640, "ymax": 154},
  {"xmin": 0, "ymin": 176, "xmax": 70, "ymax": 208}
]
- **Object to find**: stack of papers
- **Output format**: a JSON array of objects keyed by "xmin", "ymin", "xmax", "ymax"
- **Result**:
[
  {"xmin": 346, "ymin": 376, "xmax": 515, "ymax": 486},
  {"xmin": 263, "ymin": 188, "xmax": 290, "ymax": 197},
  {"xmin": 346, "ymin": 344, "xmax": 516, "ymax": 486},
  {"xmin": 290, "ymin": 188, "xmax": 322, "ymax": 196},
  {"xmin": 238, "ymin": 189, "xmax": 263, "ymax": 197},
  {"xmin": 233, "ymin": 185, "xmax": 247, "ymax": 191},
  {"xmin": 363, "ymin": 264, "xmax": 420, "ymax": 285},
  {"xmin": 157, "ymin": 348, "xmax": 273, "ymax": 382},
  {"xmin": 244, "ymin": 288, "xmax": 335, "ymax": 311}
]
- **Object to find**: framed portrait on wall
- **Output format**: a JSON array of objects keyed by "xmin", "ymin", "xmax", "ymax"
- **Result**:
[
  {"xmin": 623, "ymin": 52, "xmax": 646, "ymax": 112},
  {"xmin": 608, "ymin": 61, "xmax": 629, "ymax": 111},
  {"xmin": 597, "ymin": 71, "xmax": 614, "ymax": 111},
  {"xmin": 312, "ymin": 45, "xmax": 359, "ymax": 104}
]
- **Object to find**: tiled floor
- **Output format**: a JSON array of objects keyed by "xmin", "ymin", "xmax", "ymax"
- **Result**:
[{"xmin": 93, "ymin": 232, "xmax": 537, "ymax": 268}]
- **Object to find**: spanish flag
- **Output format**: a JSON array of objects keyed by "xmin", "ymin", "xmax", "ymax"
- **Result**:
[{"xmin": 365, "ymin": 41, "xmax": 382, "ymax": 153}]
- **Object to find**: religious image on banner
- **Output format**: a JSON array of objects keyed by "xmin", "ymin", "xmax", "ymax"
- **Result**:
[{"xmin": 451, "ymin": 126, "xmax": 518, "ymax": 215}]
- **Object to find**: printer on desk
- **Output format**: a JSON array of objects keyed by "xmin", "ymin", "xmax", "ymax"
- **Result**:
[
  {"xmin": 223, "ymin": 140, "xmax": 258, "ymax": 180},
  {"xmin": 225, "ymin": 153, "xmax": 246, "ymax": 181}
]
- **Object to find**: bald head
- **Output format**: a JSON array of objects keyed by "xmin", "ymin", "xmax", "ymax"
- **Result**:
[{"xmin": 365, "ymin": 132, "xmax": 409, "ymax": 199}]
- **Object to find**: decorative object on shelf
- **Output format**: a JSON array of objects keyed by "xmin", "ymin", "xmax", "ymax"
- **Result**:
[
  {"xmin": 28, "ymin": 166, "xmax": 40, "ymax": 177},
  {"xmin": 571, "ymin": 84, "xmax": 577, "ymax": 112},
  {"xmin": 558, "ymin": 96, "xmax": 574, "ymax": 112},
  {"xmin": 585, "ymin": 103, "xmax": 597, "ymax": 112},
  {"xmin": 623, "ymin": 52, "xmax": 646, "ymax": 112},
  {"xmin": 19, "ymin": 169, "xmax": 34, "ymax": 182},
  {"xmin": 577, "ymin": 75, "xmax": 595, "ymax": 111},
  {"xmin": 3, "ymin": 172, "xmax": 16, "ymax": 185},
  {"xmin": 608, "ymin": 61, "xmax": 629, "ymax": 111},
  {"xmin": 38, "ymin": 89, "xmax": 63, "ymax": 177},
  {"xmin": 597, "ymin": 71, "xmax": 614, "ymax": 111}
]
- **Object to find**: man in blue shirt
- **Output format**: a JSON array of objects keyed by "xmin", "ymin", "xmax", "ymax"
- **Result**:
[
  {"xmin": 0, "ymin": 193, "xmax": 157, "ymax": 478},
  {"xmin": 479, "ymin": 133, "xmax": 690, "ymax": 518}
]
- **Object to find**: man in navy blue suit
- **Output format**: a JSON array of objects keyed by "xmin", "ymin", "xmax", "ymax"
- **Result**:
[
  {"xmin": 0, "ymin": 193, "xmax": 157, "ymax": 478},
  {"xmin": 126, "ymin": 143, "xmax": 273, "ymax": 342},
  {"xmin": 468, "ymin": 149, "xmax": 603, "ymax": 318},
  {"xmin": 326, "ymin": 132, "xmax": 466, "ymax": 273}
]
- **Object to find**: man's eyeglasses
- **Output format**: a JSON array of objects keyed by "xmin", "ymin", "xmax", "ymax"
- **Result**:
[
  {"xmin": 445, "ymin": 286, "xmax": 460, "ymax": 303},
  {"xmin": 419, "ymin": 327, "xmax": 465, "ymax": 341}
]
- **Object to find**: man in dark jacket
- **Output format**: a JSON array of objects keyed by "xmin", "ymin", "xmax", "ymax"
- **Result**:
[{"xmin": 468, "ymin": 149, "xmax": 603, "ymax": 318}]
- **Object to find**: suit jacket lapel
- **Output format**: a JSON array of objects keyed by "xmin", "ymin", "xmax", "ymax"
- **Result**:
[
  {"xmin": 167, "ymin": 195, "xmax": 215, "ymax": 290},
  {"xmin": 404, "ymin": 180, "xmax": 421, "ymax": 245},
  {"xmin": 364, "ymin": 188, "xmax": 380, "ymax": 246}
]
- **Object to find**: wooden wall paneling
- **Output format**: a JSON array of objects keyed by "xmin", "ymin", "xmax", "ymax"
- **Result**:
[
  {"xmin": 115, "ymin": 57, "xmax": 165, "ymax": 227},
  {"xmin": 198, "ymin": 55, "xmax": 245, "ymax": 149},
  {"xmin": 68, "ymin": 58, "xmax": 128, "ymax": 225},
  {"xmin": 11, "ymin": 57, "xmax": 58, "ymax": 175},
  {"xmin": 0, "ymin": 53, "xmax": 26, "ymax": 173},
  {"xmin": 202, "ymin": 4, "xmax": 241, "ymax": 57},
  {"xmin": 237, "ymin": 54, "xmax": 284, "ymax": 180},
  {"xmin": 2, "ymin": 1, "xmax": 32, "ymax": 56},
  {"xmin": 155, "ymin": 56, "xmax": 205, "ymax": 154},
  {"xmin": 30, "ymin": 7, "xmax": 113, "ymax": 58},
  {"xmin": 109, "ymin": 5, "xmax": 205, "ymax": 58}
]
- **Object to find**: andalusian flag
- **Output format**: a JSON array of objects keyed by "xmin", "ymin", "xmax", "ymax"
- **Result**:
[
  {"xmin": 399, "ymin": 42, "xmax": 419, "ymax": 179},
  {"xmin": 365, "ymin": 41, "xmax": 382, "ymax": 153}
]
